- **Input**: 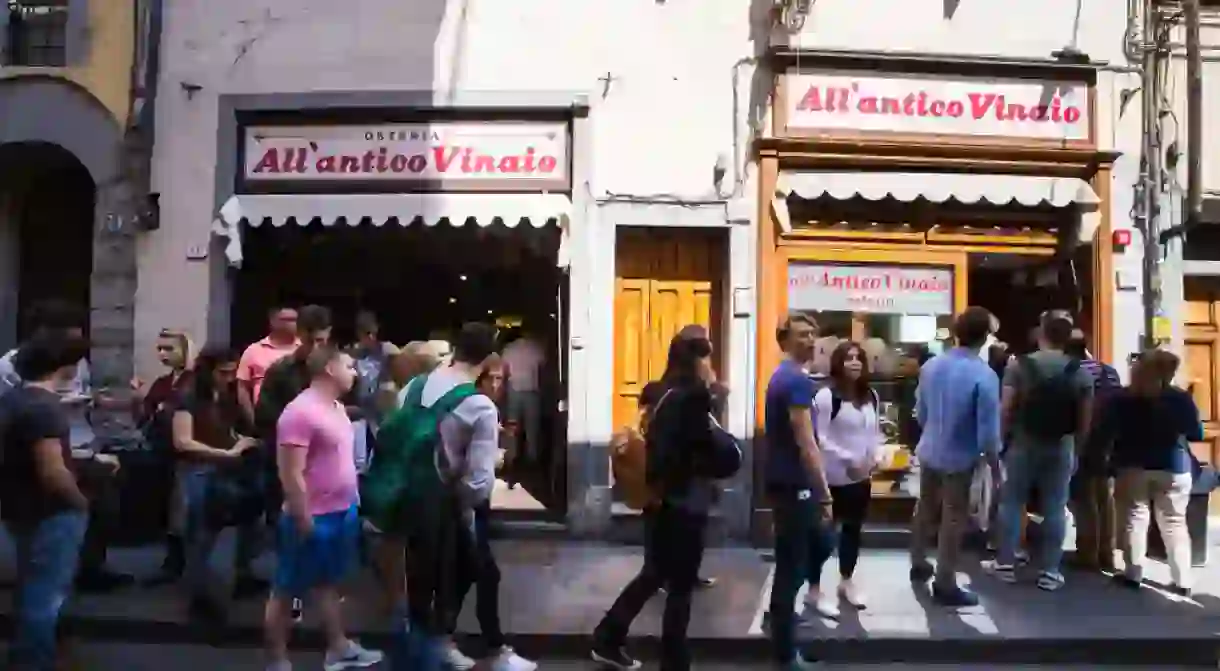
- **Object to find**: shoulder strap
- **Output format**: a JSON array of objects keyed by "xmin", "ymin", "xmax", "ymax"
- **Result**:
[
  {"xmin": 431, "ymin": 381, "xmax": 478, "ymax": 417},
  {"xmin": 830, "ymin": 390, "xmax": 843, "ymax": 421},
  {"xmin": 403, "ymin": 374, "xmax": 427, "ymax": 410}
]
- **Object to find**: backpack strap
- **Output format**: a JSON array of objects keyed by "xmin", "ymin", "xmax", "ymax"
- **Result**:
[
  {"xmin": 430, "ymin": 382, "xmax": 479, "ymax": 417},
  {"xmin": 830, "ymin": 387, "xmax": 879, "ymax": 421}
]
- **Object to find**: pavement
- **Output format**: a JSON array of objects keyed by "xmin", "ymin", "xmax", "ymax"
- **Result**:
[
  {"xmin": 4, "ymin": 529, "xmax": 1220, "ymax": 666},
  {"xmin": 26, "ymin": 644, "xmax": 1204, "ymax": 671}
]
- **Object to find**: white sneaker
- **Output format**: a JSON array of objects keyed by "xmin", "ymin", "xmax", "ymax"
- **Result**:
[
  {"xmin": 443, "ymin": 641, "xmax": 477, "ymax": 671},
  {"xmin": 805, "ymin": 592, "xmax": 839, "ymax": 620},
  {"xmin": 837, "ymin": 582, "xmax": 867, "ymax": 610},
  {"xmin": 490, "ymin": 646, "xmax": 538, "ymax": 671},
  {"xmin": 323, "ymin": 639, "xmax": 384, "ymax": 671}
]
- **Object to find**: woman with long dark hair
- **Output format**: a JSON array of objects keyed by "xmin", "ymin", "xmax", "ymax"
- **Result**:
[
  {"xmin": 170, "ymin": 346, "xmax": 262, "ymax": 622},
  {"xmin": 809, "ymin": 341, "xmax": 882, "ymax": 614},
  {"xmin": 592, "ymin": 331, "xmax": 729, "ymax": 671}
]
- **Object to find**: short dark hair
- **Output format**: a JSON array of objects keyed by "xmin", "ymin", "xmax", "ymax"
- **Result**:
[
  {"xmin": 953, "ymin": 307, "xmax": 994, "ymax": 348},
  {"xmin": 268, "ymin": 303, "xmax": 296, "ymax": 316},
  {"xmin": 452, "ymin": 322, "xmax": 499, "ymax": 365},
  {"xmin": 13, "ymin": 332, "xmax": 89, "ymax": 382},
  {"xmin": 1065, "ymin": 333, "xmax": 1089, "ymax": 359},
  {"xmin": 297, "ymin": 305, "xmax": 331, "ymax": 334},
  {"xmin": 306, "ymin": 345, "xmax": 343, "ymax": 378},
  {"xmin": 355, "ymin": 310, "xmax": 378, "ymax": 334},
  {"xmin": 1041, "ymin": 315, "xmax": 1074, "ymax": 348},
  {"xmin": 776, "ymin": 312, "xmax": 818, "ymax": 345},
  {"xmin": 27, "ymin": 300, "xmax": 84, "ymax": 335}
]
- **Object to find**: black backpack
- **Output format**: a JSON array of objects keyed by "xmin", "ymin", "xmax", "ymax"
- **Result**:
[
  {"xmin": 829, "ymin": 387, "xmax": 881, "ymax": 421},
  {"xmin": 1016, "ymin": 355, "xmax": 1082, "ymax": 440}
]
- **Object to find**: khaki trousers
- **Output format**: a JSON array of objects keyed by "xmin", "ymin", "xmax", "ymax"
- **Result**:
[
  {"xmin": 1115, "ymin": 468, "xmax": 1193, "ymax": 588},
  {"xmin": 910, "ymin": 467, "xmax": 973, "ymax": 590}
]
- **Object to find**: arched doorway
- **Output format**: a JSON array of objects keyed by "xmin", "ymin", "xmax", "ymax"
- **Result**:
[{"xmin": 0, "ymin": 141, "xmax": 95, "ymax": 351}]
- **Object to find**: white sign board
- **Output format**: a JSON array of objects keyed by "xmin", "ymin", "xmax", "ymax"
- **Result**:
[
  {"xmin": 242, "ymin": 122, "xmax": 569, "ymax": 188},
  {"xmin": 788, "ymin": 264, "xmax": 954, "ymax": 315},
  {"xmin": 784, "ymin": 70, "xmax": 1089, "ymax": 141}
]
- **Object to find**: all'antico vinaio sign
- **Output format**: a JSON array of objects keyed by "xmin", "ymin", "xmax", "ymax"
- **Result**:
[
  {"xmin": 783, "ymin": 70, "xmax": 1089, "ymax": 141},
  {"xmin": 788, "ymin": 264, "xmax": 954, "ymax": 315},
  {"xmin": 241, "ymin": 122, "xmax": 569, "ymax": 188}
]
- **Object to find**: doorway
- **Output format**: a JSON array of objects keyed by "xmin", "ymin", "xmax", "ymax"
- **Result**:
[
  {"xmin": 612, "ymin": 227, "xmax": 727, "ymax": 509},
  {"xmin": 233, "ymin": 220, "xmax": 569, "ymax": 515},
  {"xmin": 0, "ymin": 141, "xmax": 95, "ymax": 351}
]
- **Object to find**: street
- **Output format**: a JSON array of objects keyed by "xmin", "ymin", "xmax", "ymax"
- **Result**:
[{"xmin": 54, "ymin": 643, "xmax": 1207, "ymax": 671}]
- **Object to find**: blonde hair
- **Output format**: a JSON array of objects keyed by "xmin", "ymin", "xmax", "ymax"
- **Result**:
[{"xmin": 399, "ymin": 341, "xmax": 443, "ymax": 379}]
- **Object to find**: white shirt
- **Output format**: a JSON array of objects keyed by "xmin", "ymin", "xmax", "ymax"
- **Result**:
[
  {"xmin": 501, "ymin": 337, "xmax": 545, "ymax": 392},
  {"xmin": 813, "ymin": 386, "xmax": 883, "ymax": 486}
]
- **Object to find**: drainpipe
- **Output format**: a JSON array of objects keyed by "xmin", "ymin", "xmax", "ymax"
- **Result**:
[{"xmin": 1185, "ymin": 0, "xmax": 1203, "ymax": 230}]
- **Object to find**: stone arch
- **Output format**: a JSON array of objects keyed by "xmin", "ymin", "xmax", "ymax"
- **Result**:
[{"xmin": 0, "ymin": 75, "xmax": 123, "ymax": 185}]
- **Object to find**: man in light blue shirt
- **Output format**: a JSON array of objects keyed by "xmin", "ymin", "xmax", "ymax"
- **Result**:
[{"xmin": 910, "ymin": 306, "xmax": 1002, "ymax": 607}]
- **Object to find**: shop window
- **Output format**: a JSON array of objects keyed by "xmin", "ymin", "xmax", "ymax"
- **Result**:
[
  {"xmin": 4, "ymin": 0, "xmax": 69, "ymax": 67},
  {"xmin": 789, "ymin": 262, "xmax": 958, "ymax": 485}
]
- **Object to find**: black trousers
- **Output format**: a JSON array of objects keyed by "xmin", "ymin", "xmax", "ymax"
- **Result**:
[
  {"xmin": 75, "ymin": 457, "xmax": 120, "ymax": 574},
  {"xmin": 594, "ymin": 505, "xmax": 708, "ymax": 671},
  {"xmin": 404, "ymin": 494, "xmax": 462, "ymax": 637},
  {"xmin": 446, "ymin": 501, "xmax": 505, "ymax": 650}
]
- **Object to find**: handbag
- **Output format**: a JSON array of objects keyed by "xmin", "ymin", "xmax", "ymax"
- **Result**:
[
  {"xmin": 704, "ymin": 414, "xmax": 743, "ymax": 480},
  {"xmin": 202, "ymin": 452, "xmax": 265, "ymax": 530}
]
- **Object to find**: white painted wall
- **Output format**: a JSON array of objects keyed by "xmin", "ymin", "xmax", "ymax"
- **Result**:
[
  {"xmin": 785, "ymin": 0, "xmax": 1130, "ymax": 65},
  {"xmin": 144, "ymin": 0, "xmax": 760, "ymax": 447},
  {"xmin": 777, "ymin": 0, "xmax": 1143, "ymax": 370}
]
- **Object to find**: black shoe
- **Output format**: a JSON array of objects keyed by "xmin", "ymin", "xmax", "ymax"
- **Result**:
[
  {"xmin": 1170, "ymin": 584, "xmax": 1193, "ymax": 598},
  {"xmin": 187, "ymin": 596, "xmax": 227, "ymax": 625},
  {"xmin": 697, "ymin": 576, "xmax": 717, "ymax": 588},
  {"xmin": 909, "ymin": 563, "xmax": 934, "ymax": 583},
  {"xmin": 591, "ymin": 642, "xmax": 641, "ymax": 670},
  {"xmin": 75, "ymin": 569, "xmax": 135, "ymax": 593},
  {"xmin": 931, "ymin": 585, "xmax": 979, "ymax": 607},
  {"xmin": 1111, "ymin": 574, "xmax": 1142, "ymax": 590},
  {"xmin": 232, "ymin": 574, "xmax": 270, "ymax": 599}
]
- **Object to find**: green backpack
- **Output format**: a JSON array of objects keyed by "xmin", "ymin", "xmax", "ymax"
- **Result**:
[{"xmin": 360, "ymin": 373, "xmax": 477, "ymax": 535}]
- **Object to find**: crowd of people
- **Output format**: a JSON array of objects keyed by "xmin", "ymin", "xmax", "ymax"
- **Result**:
[
  {"xmin": 0, "ymin": 297, "xmax": 1206, "ymax": 671},
  {"xmin": 0, "ymin": 302, "xmax": 548, "ymax": 671},
  {"xmin": 760, "ymin": 307, "xmax": 1204, "ymax": 670}
]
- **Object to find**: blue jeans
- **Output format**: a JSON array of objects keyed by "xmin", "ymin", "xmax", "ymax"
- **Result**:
[
  {"xmin": 997, "ymin": 446, "xmax": 1075, "ymax": 572},
  {"xmin": 768, "ymin": 489, "xmax": 835, "ymax": 664},
  {"xmin": 6, "ymin": 510, "xmax": 89, "ymax": 671},
  {"xmin": 181, "ymin": 467, "xmax": 261, "ymax": 599}
]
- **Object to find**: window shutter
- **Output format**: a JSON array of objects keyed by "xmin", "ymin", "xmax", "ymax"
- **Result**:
[{"xmin": 64, "ymin": 0, "xmax": 88, "ymax": 65}]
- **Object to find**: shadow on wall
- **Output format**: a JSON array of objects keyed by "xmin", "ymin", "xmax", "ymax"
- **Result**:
[{"xmin": 944, "ymin": 0, "xmax": 961, "ymax": 19}]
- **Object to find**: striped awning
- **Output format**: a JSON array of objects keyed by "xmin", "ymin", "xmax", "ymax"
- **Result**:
[
  {"xmin": 773, "ymin": 171, "xmax": 1101, "ymax": 242},
  {"xmin": 777, "ymin": 171, "xmax": 1098, "ymax": 208},
  {"xmin": 212, "ymin": 193, "xmax": 571, "ymax": 266}
]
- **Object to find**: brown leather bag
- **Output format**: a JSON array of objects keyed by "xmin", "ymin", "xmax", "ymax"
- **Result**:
[{"xmin": 611, "ymin": 391, "xmax": 670, "ymax": 511}]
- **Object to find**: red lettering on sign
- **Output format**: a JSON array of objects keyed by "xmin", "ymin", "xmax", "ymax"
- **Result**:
[
  {"xmin": 794, "ymin": 80, "xmax": 1083, "ymax": 128},
  {"xmin": 251, "ymin": 144, "xmax": 561, "ymax": 178}
]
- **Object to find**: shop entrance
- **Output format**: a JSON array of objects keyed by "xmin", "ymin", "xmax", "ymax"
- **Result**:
[
  {"xmin": 0, "ymin": 141, "xmax": 95, "ymax": 350},
  {"xmin": 968, "ymin": 252, "xmax": 1085, "ymax": 356},
  {"xmin": 232, "ymin": 220, "xmax": 569, "ymax": 516}
]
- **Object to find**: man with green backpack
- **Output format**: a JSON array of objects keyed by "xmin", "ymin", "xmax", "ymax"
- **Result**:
[
  {"xmin": 985, "ymin": 313, "xmax": 1095, "ymax": 592},
  {"xmin": 362, "ymin": 323, "xmax": 523, "ymax": 671}
]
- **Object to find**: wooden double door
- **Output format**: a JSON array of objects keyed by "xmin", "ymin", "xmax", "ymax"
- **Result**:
[
  {"xmin": 1183, "ymin": 279, "xmax": 1220, "ymax": 480},
  {"xmin": 613, "ymin": 228, "xmax": 726, "ymax": 430}
]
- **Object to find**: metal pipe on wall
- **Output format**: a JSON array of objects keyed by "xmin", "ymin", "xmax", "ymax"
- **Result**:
[
  {"xmin": 1186, "ymin": 0, "xmax": 1203, "ymax": 226},
  {"xmin": 1139, "ymin": 0, "xmax": 1165, "ymax": 347}
]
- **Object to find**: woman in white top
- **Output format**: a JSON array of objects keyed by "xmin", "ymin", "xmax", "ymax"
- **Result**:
[{"xmin": 809, "ymin": 341, "xmax": 883, "ymax": 616}]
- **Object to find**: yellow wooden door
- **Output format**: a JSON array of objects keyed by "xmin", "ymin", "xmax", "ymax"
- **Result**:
[
  {"xmin": 1183, "ymin": 281, "xmax": 1220, "ymax": 479},
  {"xmin": 612, "ymin": 230, "xmax": 723, "ymax": 430}
]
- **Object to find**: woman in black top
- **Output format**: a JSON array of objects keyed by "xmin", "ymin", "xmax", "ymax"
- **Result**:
[
  {"xmin": 170, "ymin": 346, "xmax": 261, "ymax": 622},
  {"xmin": 593, "ymin": 333, "xmax": 719, "ymax": 671},
  {"xmin": 1094, "ymin": 349, "xmax": 1201, "ymax": 595}
]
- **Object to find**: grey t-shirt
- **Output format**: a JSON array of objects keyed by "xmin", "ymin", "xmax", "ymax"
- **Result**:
[{"xmin": 1003, "ymin": 349, "xmax": 1094, "ymax": 451}]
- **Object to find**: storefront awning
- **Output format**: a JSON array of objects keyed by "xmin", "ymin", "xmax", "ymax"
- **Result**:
[
  {"xmin": 211, "ymin": 193, "xmax": 572, "ymax": 267},
  {"xmin": 773, "ymin": 171, "xmax": 1100, "ymax": 242}
]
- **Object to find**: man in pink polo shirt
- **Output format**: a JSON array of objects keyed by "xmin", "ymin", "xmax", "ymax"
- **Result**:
[{"xmin": 237, "ymin": 306, "xmax": 300, "ymax": 427}]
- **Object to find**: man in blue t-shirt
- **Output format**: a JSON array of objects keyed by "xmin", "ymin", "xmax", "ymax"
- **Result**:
[{"xmin": 764, "ymin": 312, "xmax": 833, "ymax": 671}]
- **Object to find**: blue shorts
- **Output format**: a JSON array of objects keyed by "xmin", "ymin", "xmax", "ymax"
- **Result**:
[{"xmin": 273, "ymin": 505, "xmax": 360, "ymax": 597}]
